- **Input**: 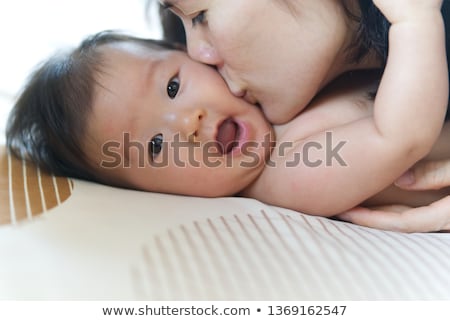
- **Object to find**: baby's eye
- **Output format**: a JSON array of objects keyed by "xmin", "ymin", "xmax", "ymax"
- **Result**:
[
  {"xmin": 192, "ymin": 11, "xmax": 206, "ymax": 27},
  {"xmin": 149, "ymin": 133, "xmax": 164, "ymax": 159},
  {"xmin": 167, "ymin": 76, "xmax": 180, "ymax": 99}
]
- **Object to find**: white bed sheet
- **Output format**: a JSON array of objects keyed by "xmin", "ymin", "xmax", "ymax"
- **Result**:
[{"xmin": 1, "ymin": 179, "xmax": 449, "ymax": 300}]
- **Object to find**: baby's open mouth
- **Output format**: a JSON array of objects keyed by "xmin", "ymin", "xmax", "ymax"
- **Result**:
[{"xmin": 216, "ymin": 118, "xmax": 240, "ymax": 155}]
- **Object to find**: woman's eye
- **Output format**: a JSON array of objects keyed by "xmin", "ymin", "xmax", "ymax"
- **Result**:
[
  {"xmin": 192, "ymin": 11, "xmax": 206, "ymax": 27},
  {"xmin": 149, "ymin": 133, "xmax": 164, "ymax": 159},
  {"xmin": 167, "ymin": 76, "xmax": 180, "ymax": 99}
]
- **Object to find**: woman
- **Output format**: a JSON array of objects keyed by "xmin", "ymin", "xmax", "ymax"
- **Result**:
[{"xmin": 156, "ymin": 0, "xmax": 450, "ymax": 232}]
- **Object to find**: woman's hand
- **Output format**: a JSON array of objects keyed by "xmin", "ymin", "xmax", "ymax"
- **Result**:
[
  {"xmin": 335, "ymin": 196, "xmax": 450, "ymax": 233},
  {"xmin": 347, "ymin": 158, "xmax": 450, "ymax": 232}
]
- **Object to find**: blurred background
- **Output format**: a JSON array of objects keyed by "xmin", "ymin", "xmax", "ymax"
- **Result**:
[{"xmin": 0, "ymin": 0, "xmax": 162, "ymax": 144}]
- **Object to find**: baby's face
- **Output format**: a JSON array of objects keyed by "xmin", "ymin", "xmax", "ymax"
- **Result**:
[{"xmin": 86, "ymin": 41, "xmax": 273, "ymax": 197}]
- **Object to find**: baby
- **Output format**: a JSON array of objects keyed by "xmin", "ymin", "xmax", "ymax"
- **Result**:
[{"xmin": 6, "ymin": 1, "xmax": 449, "ymax": 222}]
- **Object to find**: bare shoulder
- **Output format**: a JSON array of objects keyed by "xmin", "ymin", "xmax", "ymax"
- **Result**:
[{"xmin": 275, "ymin": 70, "xmax": 381, "ymax": 140}]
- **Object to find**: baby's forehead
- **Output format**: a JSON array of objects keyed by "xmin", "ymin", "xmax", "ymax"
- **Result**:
[
  {"xmin": 98, "ymin": 40, "xmax": 189, "ymax": 68},
  {"xmin": 99, "ymin": 41, "xmax": 164, "ymax": 59}
]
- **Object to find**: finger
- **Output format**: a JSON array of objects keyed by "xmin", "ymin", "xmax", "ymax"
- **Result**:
[
  {"xmin": 336, "ymin": 196, "xmax": 450, "ymax": 233},
  {"xmin": 336, "ymin": 207, "xmax": 411, "ymax": 232},
  {"xmin": 395, "ymin": 159, "xmax": 450, "ymax": 191}
]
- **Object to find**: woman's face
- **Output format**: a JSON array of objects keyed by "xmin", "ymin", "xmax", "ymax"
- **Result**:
[
  {"xmin": 87, "ymin": 41, "xmax": 273, "ymax": 197},
  {"xmin": 161, "ymin": 0, "xmax": 354, "ymax": 124}
]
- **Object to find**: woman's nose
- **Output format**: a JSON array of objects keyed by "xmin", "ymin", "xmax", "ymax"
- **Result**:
[{"xmin": 186, "ymin": 32, "xmax": 221, "ymax": 66}]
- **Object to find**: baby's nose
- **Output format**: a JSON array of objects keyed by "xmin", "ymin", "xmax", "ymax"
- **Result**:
[{"xmin": 178, "ymin": 108, "xmax": 206, "ymax": 139}]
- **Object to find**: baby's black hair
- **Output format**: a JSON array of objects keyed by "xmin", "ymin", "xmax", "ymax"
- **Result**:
[{"xmin": 6, "ymin": 31, "xmax": 180, "ymax": 182}]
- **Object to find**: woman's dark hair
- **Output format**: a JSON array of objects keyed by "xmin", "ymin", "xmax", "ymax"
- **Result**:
[
  {"xmin": 6, "ymin": 31, "xmax": 180, "ymax": 182},
  {"xmin": 158, "ymin": 4, "xmax": 186, "ymax": 45},
  {"xmin": 349, "ymin": 0, "xmax": 390, "ymax": 64}
]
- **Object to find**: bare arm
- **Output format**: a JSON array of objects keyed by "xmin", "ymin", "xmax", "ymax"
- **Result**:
[
  {"xmin": 243, "ymin": 1, "xmax": 448, "ymax": 216},
  {"xmin": 371, "ymin": 0, "xmax": 447, "ymax": 156}
]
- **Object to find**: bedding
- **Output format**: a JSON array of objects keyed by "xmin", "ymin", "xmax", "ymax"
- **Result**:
[{"xmin": 1, "ymin": 145, "xmax": 450, "ymax": 300}]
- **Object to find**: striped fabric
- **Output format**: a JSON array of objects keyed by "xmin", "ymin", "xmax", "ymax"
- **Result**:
[
  {"xmin": 132, "ymin": 207, "xmax": 450, "ymax": 300},
  {"xmin": 0, "ymin": 146, "xmax": 73, "ymax": 225}
]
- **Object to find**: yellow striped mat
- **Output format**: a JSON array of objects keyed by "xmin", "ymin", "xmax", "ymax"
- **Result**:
[{"xmin": 0, "ymin": 146, "xmax": 73, "ymax": 225}]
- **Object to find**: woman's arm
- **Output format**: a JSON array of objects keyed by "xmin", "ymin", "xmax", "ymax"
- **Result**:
[{"xmin": 335, "ymin": 197, "xmax": 450, "ymax": 233}]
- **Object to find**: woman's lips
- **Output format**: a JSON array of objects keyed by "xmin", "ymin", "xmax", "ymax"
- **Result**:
[{"xmin": 216, "ymin": 118, "xmax": 239, "ymax": 154}]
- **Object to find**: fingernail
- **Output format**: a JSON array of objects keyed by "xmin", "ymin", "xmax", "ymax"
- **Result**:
[{"xmin": 395, "ymin": 170, "xmax": 415, "ymax": 186}]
